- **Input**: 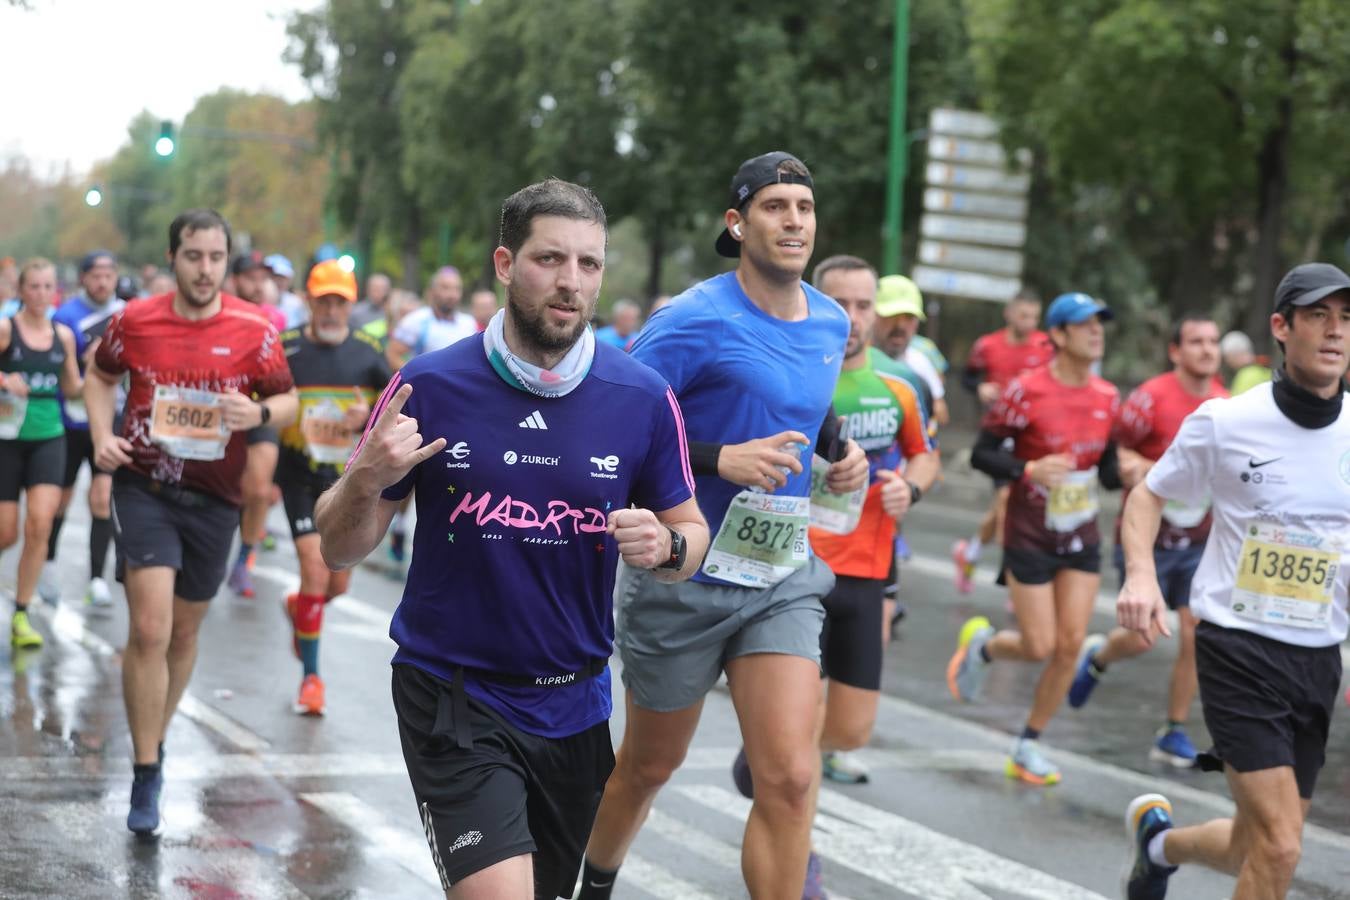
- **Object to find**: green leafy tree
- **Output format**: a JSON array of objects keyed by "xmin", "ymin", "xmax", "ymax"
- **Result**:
[{"xmin": 966, "ymin": 0, "xmax": 1350, "ymax": 347}]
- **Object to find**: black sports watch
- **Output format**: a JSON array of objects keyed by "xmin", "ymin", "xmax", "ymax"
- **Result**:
[
  {"xmin": 655, "ymin": 527, "xmax": 687, "ymax": 571},
  {"xmin": 257, "ymin": 401, "xmax": 271, "ymax": 426},
  {"xmin": 906, "ymin": 480, "xmax": 923, "ymax": 505}
]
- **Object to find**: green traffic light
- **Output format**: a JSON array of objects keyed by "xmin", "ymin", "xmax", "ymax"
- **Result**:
[
  {"xmin": 155, "ymin": 120, "xmax": 176, "ymax": 157},
  {"xmin": 85, "ymin": 186, "xmax": 104, "ymax": 207}
]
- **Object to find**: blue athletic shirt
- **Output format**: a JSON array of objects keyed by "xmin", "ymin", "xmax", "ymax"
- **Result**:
[
  {"xmin": 52, "ymin": 294, "xmax": 125, "ymax": 429},
  {"xmin": 629, "ymin": 271, "xmax": 849, "ymax": 584},
  {"xmin": 374, "ymin": 334, "xmax": 695, "ymax": 737}
]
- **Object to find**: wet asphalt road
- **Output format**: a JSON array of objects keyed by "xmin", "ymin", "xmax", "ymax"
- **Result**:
[{"xmin": 1, "ymin": 461, "xmax": 1348, "ymax": 900}]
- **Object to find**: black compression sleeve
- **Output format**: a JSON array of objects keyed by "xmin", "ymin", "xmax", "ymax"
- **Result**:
[
  {"xmin": 971, "ymin": 429, "xmax": 1025, "ymax": 482},
  {"xmin": 1097, "ymin": 441, "xmax": 1122, "ymax": 491},
  {"xmin": 961, "ymin": 365, "xmax": 986, "ymax": 395},
  {"xmin": 817, "ymin": 404, "xmax": 847, "ymax": 463},
  {"xmin": 688, "ymin": 441, "xmax": 722, "ymax": 477}
]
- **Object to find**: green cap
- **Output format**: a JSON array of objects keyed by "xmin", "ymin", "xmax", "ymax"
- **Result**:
[{"xmin": 875, "ymin": 275, "xmax": 925, "ymax": 320}]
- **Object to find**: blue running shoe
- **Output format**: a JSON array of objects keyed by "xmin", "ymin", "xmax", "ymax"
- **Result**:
[
  {"xmin": 1122, "ymin": 793, "xmax": 1177, "ymax": 899},
  {"xmin": 127, "ymin": 767, "xmax": 163, "ymax": 834},
  {"xmin": 1150, "ymin": 727, "xmax": 1197, "ymax": 768},
  {"xmin": 801, "ymin": 850, "xmax": 827, "ymax": 900},
  {"xmin": 1068, "ymin": 633, "xmax": 1107, "ymax": 708},
  {"xmin": 732, "ymin": 746, "xmax": 754, "ymax": 799}
]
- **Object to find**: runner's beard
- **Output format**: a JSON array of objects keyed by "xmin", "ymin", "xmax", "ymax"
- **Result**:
[
  {"xmin": 180, "ymin": 281, "xmax": 221, "ymax": 308},
  {"xmin": 314, "ymin": 324, "xmax": 348, "ymax": 344},
  {"xmin": 506, "ymin": 283, "xmax": 593, "ymax": 355}
]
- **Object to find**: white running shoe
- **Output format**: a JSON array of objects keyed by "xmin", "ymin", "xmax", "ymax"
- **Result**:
[
  {"xmin": 823, "ymin": 749, "xmax": 871, "ymax": 784},
  {"xmin": 37, "ymin": 561, "xmax": 60, "ymax": 605},
  {"xmin": 86, "ymin": 577, "xmax": 114, "ymax": 610}
]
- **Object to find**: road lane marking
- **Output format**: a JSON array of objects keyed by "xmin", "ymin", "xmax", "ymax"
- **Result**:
[
  {"xmin": 677, "ymin": 784, "xmax": 1110, "ymax": 900},
  {"xmin": 301, "ymin": 791, "xmax": 443, "ymax": 888},
  {"xmin": 178, "ymin": 694, "xmax": 271, "ymax": 752},
  {"xmin": 873, "ymin": 691, "xmax": 1350, "ymax": 855},
  {"xmin": 617, "ymin": 854, "xmax": 723, "ymax": 900},
  {"xmin": 0, "ymin": 752, "xmax": 407, "ymax": 781}
]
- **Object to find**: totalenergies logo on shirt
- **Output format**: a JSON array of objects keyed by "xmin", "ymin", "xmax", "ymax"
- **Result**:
[{"xmin": 448, "ymin": 489, "xmax": 607, "ymax": 536}]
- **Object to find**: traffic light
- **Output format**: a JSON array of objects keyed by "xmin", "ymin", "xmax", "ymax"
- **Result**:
[
  {"xmin": 84, "ymin": 185, "xmax": 104, "ymax": 207},
  {"xmin": 154, "ymin": 120, "xmax": 176, "ymax": 157}
]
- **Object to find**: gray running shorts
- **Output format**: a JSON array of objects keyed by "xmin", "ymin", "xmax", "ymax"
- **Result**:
[{"xmin": 615, "ymin": 555, "xmax": 833, "ymax": 712}]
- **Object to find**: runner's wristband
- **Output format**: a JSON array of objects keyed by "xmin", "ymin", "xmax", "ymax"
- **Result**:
[
  {"xmin": 906, "ymin": 481, "xmax": 923, "ymax": 505},
  {"xmin": 257, "ymin": 401, "xmax": 271, "ymax": 425},
  {"xmin": 688, "ymin": 441, "xmax": 722, "ymax": 476}
]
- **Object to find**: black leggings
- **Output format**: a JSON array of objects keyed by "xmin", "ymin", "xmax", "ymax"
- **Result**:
[{"xmin": 820, "ymin": 575, "xmax": 887, "ymax": 690}]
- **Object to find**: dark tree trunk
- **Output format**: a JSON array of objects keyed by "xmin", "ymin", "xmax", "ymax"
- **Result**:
[
  {"xmin": 644, "ymin": 217, "xmax": 666, "ymax": 309},
  {"xmin": 1246, "ymin": 39, "xmax": 1296, "ymax": 352},
  {"xmin": 400, "ymin": 203, "xmax": 423, "ymax": 291}
]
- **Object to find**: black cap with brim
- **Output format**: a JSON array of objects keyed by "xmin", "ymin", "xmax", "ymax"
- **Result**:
[
  {"xmin": 80, "ymin": 250, "xmax": 116, "ymax": 273},
  {"xmin": 715, "ymin": 150, "xmax": 814, "ymax": 258},
  {"xmin": 1275, "ymin": 262, "xmax": 1350, "ymax": 311},
  {"xmin": 231, "ymin": 251, "xmax": 267, "ymax": 276}
]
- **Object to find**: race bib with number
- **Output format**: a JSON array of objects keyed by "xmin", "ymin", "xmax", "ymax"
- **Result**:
[
  {"xmin": 64, "ymin": 397, "xmax": 89, "ymax": 425},
  {"xmin": 1231, "ymin": 522, "xmax": 1339, "ymax": 630},
  {"xmin": 702, "ymin": 491, "xmax": 810, "ymax": 588},
  {"xmin": 809, "ymin": 454, "xmax": 865, "ymax": 535},
  {"xmin": 300, "ymin": 397, "xmax": 356, "ymax": 465},
  {"xmin": 149, "ymin": 386, "xmax": 228, "ymax": 461},
  {"xmin": 1161, "ymin": 497, "xmax": 1209, "ymax": 529},
  {"xmin": 1045, "ymin": 467, "xmax": 1099, "ymax": 533},
  {"xmin": 0, "ymin": 392, "xmax": 27, "ymax": 439}
]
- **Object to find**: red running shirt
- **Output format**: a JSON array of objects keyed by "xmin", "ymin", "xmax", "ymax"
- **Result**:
[
  {"xmin": 95, "ymin": 293, "xmax": 294, "ymax": 506},
  {"xmin": 1113, "ymin": 371, "xmax": 1228, "ymax": 549},
  {"xmin": 967, "ymin": 329, "xmax": 1054, "ymax": 391},
  {"xmin": 984, "ymin": 364, "xmax": 1119, "ymax": 553}
]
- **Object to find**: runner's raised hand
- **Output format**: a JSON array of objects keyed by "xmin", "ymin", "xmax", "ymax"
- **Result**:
[{"xmin": 346, "ymin": 383, "xmax": 445, "ymax": 491}]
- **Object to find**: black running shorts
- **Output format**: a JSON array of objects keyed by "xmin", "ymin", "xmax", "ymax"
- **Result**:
[
  {"xmin": 1195, "ymin": 621, "xmax": 1341, "ymax": 799},
  {"xmin": 277, "ymin": 461, "xmax": 335, "ymax": 540},
  {"xmin": 61, "ymin": 428, "xmax": 107, "ymax": 487},
  {"xmin": 1000, "ymin": 544, "xmax": 1101, "ymax": 586},
  {"xmin": 110, "ymin": 474, "xmax": 239, "ymax": 602},
  {"xmin": 392, "ymin": 663, "xmax": 615, "ymax": 898},
  {"xmin": 0, "ymin": 436, "xmax": 65, "ymax": 499},
  {"xmin": 820, "ymin": 575, "xmax": 887, "ymax": 690}
]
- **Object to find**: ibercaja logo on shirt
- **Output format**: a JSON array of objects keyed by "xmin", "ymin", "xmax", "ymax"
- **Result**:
[{"xmin": 443, "ymin": 441, "xmax": 471, "ymax": 469}]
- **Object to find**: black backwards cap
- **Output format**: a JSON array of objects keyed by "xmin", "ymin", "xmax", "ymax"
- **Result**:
[{"xmin": 715, "ymin": 151, "xmax": 814, "ymax": 258}]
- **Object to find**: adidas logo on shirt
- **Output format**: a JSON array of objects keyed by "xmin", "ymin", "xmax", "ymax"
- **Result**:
[{"xmin": 518, "ymin": 410, "xmax": 548, "ymax": 430}]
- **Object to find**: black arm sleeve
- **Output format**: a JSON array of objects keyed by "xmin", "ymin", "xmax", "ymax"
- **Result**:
[
  {"xmin": 690, "ymin": 403, "xmax": 843, "ymax": 478},
  {"xmin": 816, "ymin": 403, "xmax": 847, "ymax": 463},
  {"xmin": 971, "ymin": 428, "xmax": 1025, "ymax": 482},
  {"xmin": 688, "ymin": 442, "xmax": 722, "ymax": 477},
  {"xmin": 961, "ymin": 364, "xmax": 986, "ymax": 395},
  {"xmin": 1097, "ymin": 441, "xmax": 1122, "ymax": 491}
]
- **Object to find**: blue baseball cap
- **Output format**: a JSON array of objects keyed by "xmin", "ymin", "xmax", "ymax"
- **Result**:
[
  {"xmin": 1045, "ymin": 292, "xmax": 1112, "ymax": 328},
  {"xmin": 263, "ymin": 254, "xmax": 295, "ymax": 279}
]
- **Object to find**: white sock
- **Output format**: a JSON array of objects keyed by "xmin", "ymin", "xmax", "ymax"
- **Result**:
[
  {"xmin": 1147, "ymin": 829, "xmax": 1172, "ymax": 867},
  {"xmin": 966, "ymin": 537, "xmax": 983, "ymax": 562},
  {"xmin": 390, "ymin": 512, "xmax": 406, "ymax": 533}
]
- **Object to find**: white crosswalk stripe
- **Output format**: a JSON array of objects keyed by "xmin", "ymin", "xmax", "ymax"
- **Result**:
[{"xmin": 674, "ymin": 784, "xmax": 1112, "ymax": 900}]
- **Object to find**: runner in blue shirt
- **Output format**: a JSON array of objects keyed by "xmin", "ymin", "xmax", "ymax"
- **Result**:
[
  {"xmin": 579, "ymin": 151, "xmax": 868, "ymax": 900},
  {"xmin": 47, "ymin": 250, "xmax": 125, "ymax": 609},
  {"xmin": 315, "ymin": 178, "xmax": 708, "ymax": 900}
]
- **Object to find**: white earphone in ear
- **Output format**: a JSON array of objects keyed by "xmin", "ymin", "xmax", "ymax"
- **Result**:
[{"xmin": 731, "ymin": 223, "xmax": 743, "ymax": 238}]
